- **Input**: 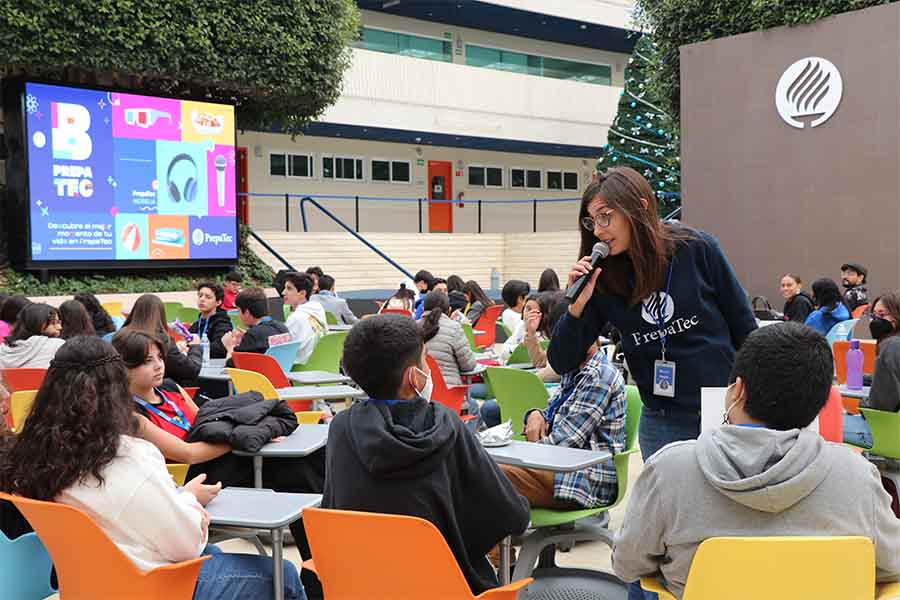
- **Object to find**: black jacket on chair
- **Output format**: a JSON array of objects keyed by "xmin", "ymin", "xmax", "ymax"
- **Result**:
[{"xmin": 186, "ymin": 392, "xmax": 297, "ymax": 451}]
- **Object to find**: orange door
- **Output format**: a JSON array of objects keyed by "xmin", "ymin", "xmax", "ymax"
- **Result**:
[
  {"xmin": 236, "ymin": 147, "xmax": 249, "ymax": 224},
  {"xmin": 428, "ymin": 161, "xmax": 453, "ymax": 233}
]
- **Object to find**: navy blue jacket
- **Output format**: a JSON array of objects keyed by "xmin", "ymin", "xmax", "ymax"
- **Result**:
[{"xmin": 549, "ymin": 229, "xmax": 757, "ymax": 414}]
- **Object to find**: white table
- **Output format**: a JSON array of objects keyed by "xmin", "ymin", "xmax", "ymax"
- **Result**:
[
  {"xmin": 198, "ymin": 358, "xmax": 230, "ymax": 382},
  {"xmin": 505, "ymin": 362, "xmax": 535, "ymax": 370},
  {"xmin": 473, "ymin": 329, "xmax": 486, "ymax": 336},
  {"xmin": 484, "ymin": 441, "xmax": 612, "ymax": 584},
  {"xmin": 207, "ymin": 488, "xmax": 321, "ymax": 600},
  {"xmin": 286, "ymin": 370, "xmax": 353, "ymax": 386},
  {"xmin": 839, "ymin": 385, "xmax": 870, "ymax": 401},
  {"xmin": 328, "ymin": 324, "xmax": 353, "ymax": 332},
  {"xmin": 234, "ymin": 424, "xmax": 330, "ymax": 488},
  {"xmin": 276, "ymin": 384, "xmax": 366, "ymax": 411}
]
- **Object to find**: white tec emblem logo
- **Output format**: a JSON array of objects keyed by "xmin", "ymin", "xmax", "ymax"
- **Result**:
[
  {"xmin": 641, "ymin": 292, "xmax": 675, "ymax": 326},
  {"xmin": 775, "ymin": 57, "xmax": 843, "ymax": 129},
  {"xmin": 192, "ymin": 228, "xmax": 205, "ymax": 246}
]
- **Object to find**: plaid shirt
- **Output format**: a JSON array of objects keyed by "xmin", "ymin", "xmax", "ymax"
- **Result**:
[{"xmin": 540, "ymin": 350, "xmax": 626, "ymax": 508}]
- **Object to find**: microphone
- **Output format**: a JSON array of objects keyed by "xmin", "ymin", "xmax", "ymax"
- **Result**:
[{"xmin": 564, "ymin": 241, "xmax": 610, "ymax": 302}]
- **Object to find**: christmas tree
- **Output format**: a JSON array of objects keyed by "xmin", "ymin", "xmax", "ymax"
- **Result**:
[{"xmin": 597, "ymin": 35, "xmax": 681, "ymax": 218}]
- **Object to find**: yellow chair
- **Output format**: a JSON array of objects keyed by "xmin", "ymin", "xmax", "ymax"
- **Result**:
[
  {"xmin": 100, "ymin": 301, "xmax": 124, "ymax": 317},
  {"xmin": 225, "ymin": 368, "xmax": 279, "ymax": 400},
  {"xmin": 640, "ymin": 536, "xmax": 900, "ymax": 600},
  {"xmin": 295, "ymin": 411, "xmax": 326, "ymax": 424},
  {"xmin": 166, "ymin": 463, "xmax": 189, "ymax": 486},
  {"xmin": 10, "ymin": 390, "xmax": 37, "ymax": 432}
]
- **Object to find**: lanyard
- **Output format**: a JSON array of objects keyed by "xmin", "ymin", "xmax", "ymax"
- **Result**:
[
  {"xmin": 133, "ymin": 389, "xmax": 191, "ymax": 432},
  {"xmin": 645, "ymin": 260, "xmax": 675, "ymax": 361},
  {"xmin": 197, "ymin": 316, "xmax": 210, "ymax": 339}
]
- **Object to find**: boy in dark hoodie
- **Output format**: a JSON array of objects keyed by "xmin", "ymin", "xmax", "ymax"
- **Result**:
[
  {"xmin": 321, "ymin": 314, "xmax": 530, "ymax": 595},
  {"xmin": 188, "ymin": 281, "xmax": 233, "ymax": 359}
]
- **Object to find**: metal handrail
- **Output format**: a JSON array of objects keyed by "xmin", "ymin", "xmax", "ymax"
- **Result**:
[
  {"xmin": 299, "ymin": 196, "xmax": 414, "ymax": 281},
  {"xmin": 245, "ymin": 226, "xmax": 295, "ymax": 272}
]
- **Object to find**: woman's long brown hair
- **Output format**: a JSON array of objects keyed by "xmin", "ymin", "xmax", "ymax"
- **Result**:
[{"xmin": 579, "ymin": 167, "xmax": 694, "ymax": 306}]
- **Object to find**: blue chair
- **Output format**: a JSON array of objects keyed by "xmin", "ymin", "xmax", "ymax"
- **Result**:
[
  {"xmin": 101, "ymin": 332, "xmax": 115, "ymax": 343},
  {"xmin": 0, "ymin": 528, "xmax": 56, "ymax": 600},
  {"xmin": 825, "ymin": 319, "xmax": 858, "ymax": 347},
  {"xmin": 111, "ymin": 316, "xmax": 125, "ymax": 331},
  {"xmin": 265, "ymin": 340, "xmax": 302, "ymax": 373}
]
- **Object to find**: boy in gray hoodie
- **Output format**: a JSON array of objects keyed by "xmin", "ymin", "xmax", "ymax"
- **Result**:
[{"xmin": 613, "ymin": 322, "xmax": 900, "ymax": 599}]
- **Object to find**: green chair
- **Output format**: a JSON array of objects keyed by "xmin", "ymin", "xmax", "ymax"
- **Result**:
[
  {"xmin": 163, "ymin": 302, "xmax": 183, "ymax": 323},
  {"xmin": 484, "ymin": 367, "xmax": 550, "ymax": 440},
  {"xmin": 229, "ymin": 312, "xmax": 243, "ymax": 330},
  {"xmin": 511, "ymin": 384, "xmax": 643, "ymax": 581},
  {"xmin": 292, "ymin": 331, "xmax": 348, "ymax": 373},
  {"xmin": 283, "ymin": 304, "xmax": 293, "ymax": 320},
  {"xmin": 325, "ymin": 311, "xmax": 338, "ymax": 326},
  {"xmin": 858, "ymin": 408, "xmax": 900, "ymax": 459},
  {"xmin": 177, "ymin": 306, "xmax": 198, "ymax": 326},
  {"xmin": 462, "ymin": 323, "xmax": 478, "ymax": 352},
  {"xmin": 499, "ymin": 323, "xmax": 513, "ymax": 338},
  {"xmin": 506, "ymin": 343, "xmax": 532, "ymax": 365}
]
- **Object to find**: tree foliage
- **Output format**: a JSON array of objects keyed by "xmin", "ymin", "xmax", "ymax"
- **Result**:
[
  {"xmin": 635, "ymin": 0, "xmax": 895, "ymax": 124},
  {"xmin": 0, "ymin": 0, "xmax": 360, "ymax": 134}
]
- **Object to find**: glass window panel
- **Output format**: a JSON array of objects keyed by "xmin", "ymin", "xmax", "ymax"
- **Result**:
[
  {"xmin": 500, "ymin": 49, "xmax": 528, "ymax": 74},
  {"xmin": 372, "ymin": 160, "xmax": 390, "ymax": 182},
  {"xmin": 466, "ymin": 45, "xmax": 501, "ymax": 69},
  {"xmin": 335, "ymin": 157, "xmax": 344, "ymax": 179},
  {"xmin": 564, "ymin": 172, "xmax": 579, "ymax": 190},
  {"xmin": 510, "ymin": 168, "xmax": 525, "ymax": 188},
  {"xmin": 322, "ymin": 156, "xmax": 333, "ymax": 179},
  {"xmin": 359, "ymin": 28, "xmax": 399, "ymax": 54},
  {"xmin": 486, "ymin": 167, "xmax": 503, "ymax": 187},
  {"xmin": 547, "ymin": 170, "xmax": 562, "ymax": 190},
  {"xmin": 527, "ymin": 54, "xmax": 543, "ymax": 77},
  {"xmin": 468, "ymin": 166, "xmax": 485, "ymax": 186},
  {"xmin": 289, "ymin": 154, "xmax": 310, "ymax": 177},
  {"xmin": 392, "ymin": 161, "xmax": 410, "ymax": 182},
  {"xmin": 466, "ymin": 43, "xmax": 611, "ymax": 85},
  {"xmin": 269, "ymin": 154, "xmax": 286, "ymax": 177},
  {"xmin": 355, "ymin": 159, "xmax": 363, "ymax": 180},
  {"xmin": 526, "ymin": 169, "xmax": 542, "ymax": 189},
  {"xmin": 360, "ymin": 28, "xmax": 450, "ymax": 62}
]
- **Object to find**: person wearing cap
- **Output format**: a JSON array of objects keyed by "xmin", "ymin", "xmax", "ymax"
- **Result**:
[{"xmin": 841, "ymin": 262, "xmax": 869, "ymax": 312}]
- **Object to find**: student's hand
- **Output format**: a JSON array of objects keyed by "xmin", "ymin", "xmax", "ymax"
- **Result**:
[
  {"xmin": 526, "ymin": 307, "xmax": 542, "ymax": 336},
  {"xmin": 176, "ymin": 340, "xmax": 188, "ymax": 354},
  {"xmin": 271, "ymin": 436, "xmax": 286, "ymax": 443},
  {"xmin": 221, "ymin": 331, "xmax": 238, "ymax": 352},
  {"xmin": 525, "ymin": 411, "xmax": 547, "ymax": 442},
  {"xmin": 567, "ymin": 256, "xmax": 602, "ymax": 319},
  {"xmin": 187, "ymin": 334, "xmax": 201, "ymax": 346},
  {"xmin": 184, "ymin": 473, "xmax": 222, "ymax": 507}
]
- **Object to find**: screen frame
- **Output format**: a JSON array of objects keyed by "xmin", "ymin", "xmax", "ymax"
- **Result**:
[{"xmin": 3, "ymin": 77, "xmax": 240, "ymax": 271}]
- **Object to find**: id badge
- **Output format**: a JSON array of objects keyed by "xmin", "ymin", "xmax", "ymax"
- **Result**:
[{"xmin": 653, "ymin": 360, "xmax": 676, "ymax": 398}]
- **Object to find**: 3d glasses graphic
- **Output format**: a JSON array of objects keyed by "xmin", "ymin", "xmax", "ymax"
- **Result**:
[{"xmin": 123, "ymin": 108, "xmax": 172, "ymax": 128}]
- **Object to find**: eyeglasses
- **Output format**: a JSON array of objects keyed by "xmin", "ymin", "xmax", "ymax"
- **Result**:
[
  {"xmin": 873, "ymin": 311, "xmax": 890, "ymax": 320},
  {"xmin": 581, "ymin": 211, "xmax": 614, "ymax": 231}
]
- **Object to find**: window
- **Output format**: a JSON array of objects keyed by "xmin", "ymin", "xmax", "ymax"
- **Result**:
[
  {"xmin": 547, "ymin": 170, "xmax": 579, "ymax": 191},
  {"xmin": 526, "ymin": 169, "xmax": 542, "ymax": 189},
  {"xmin": 468, "ymin": 166, "xmax": 485, "ymax": 187},
  {"xmin": 510, "ymin": 168, "xmax": 526, "ymax": 188},
  {"xmin": 466, "ymin": 44, "xmax": 611, "ymax": 85},
  {"xmin": 563, "ymin": 171, "xmax": 579, "ymax": 190},
  {"xmin": 467, "ymin": 165, "xmax": 503, "ymax": 188},
  {"xmin": 547, "ymin": 171, "xmax": 562, "ymax": 190},
  {"xmin": 323, "ymin": 156, "xmax": 363, "ymax": 181},
  {"xmin": 357, "ymin": 27, "xmax": 452, "ymax": 63},
  {"xmin": 371, "ymin": 159, "xmax": 411, "ymax": 183},
  {"xmin": 510, "ymin": 168, "xmax": 542, "ymax": 189},
  {"xmin": 270, "ymin": 153, "xmax": 312, "ymax": 178}
]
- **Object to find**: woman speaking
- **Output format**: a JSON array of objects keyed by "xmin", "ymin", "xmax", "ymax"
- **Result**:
[{"xmin": 548, "ymin": 168, "xmax": 757, "ymax": 460}]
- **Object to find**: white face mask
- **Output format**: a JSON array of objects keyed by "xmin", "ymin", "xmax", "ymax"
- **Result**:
[
  {"xmin": 722, "ymin": 383, "xmax": 739, "ymax": 425},
  {"xmin": 412, "ymin": 366, "xmax": 433, "ymax": 402}
]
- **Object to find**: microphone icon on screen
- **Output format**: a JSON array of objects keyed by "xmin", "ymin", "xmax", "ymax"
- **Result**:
[{"xmin": 215, "ymin": 155, "xmax": 227, "ymax": 208}]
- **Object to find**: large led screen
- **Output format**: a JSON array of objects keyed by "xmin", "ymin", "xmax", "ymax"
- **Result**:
[{"xmin": 23, "ymin": 82, "xmax": 237, "ymax": 262}]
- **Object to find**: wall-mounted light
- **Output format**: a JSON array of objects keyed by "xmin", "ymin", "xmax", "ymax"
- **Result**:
[
  {"xmin": 415, "ymin": 146, "xmax": 423, "ymax": 157},
  {"xmin": 253, "ymin": 145, "xmax": 262, "ymax": 158}
]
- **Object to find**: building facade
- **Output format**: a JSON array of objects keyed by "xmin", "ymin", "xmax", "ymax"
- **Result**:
[{"xmin": 239, "ymin": 0, "xmax": 636, "ymax": 233}]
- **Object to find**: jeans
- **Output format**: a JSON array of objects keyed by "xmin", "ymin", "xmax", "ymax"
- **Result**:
[
  {"xmin": 194, "ymin": 544, "xmax": 306, "ymax": 600},
  {"xmin": 481, "ymin": 399, "xmax": 501, "ymax": 428},
  {"xmin": 469, "ymin": 383, "xmax": 491, "ymax": 399},
  {"xmin": 842, "ymin": 413, "xmax": 874, "ymax": 448},
  {"xmin": 628, "ymin": 582, "xmax": 658, "ymax": 600},
  {"xmin": 638, "ymin": 408, "xmax": 701, "ymax": 461}
]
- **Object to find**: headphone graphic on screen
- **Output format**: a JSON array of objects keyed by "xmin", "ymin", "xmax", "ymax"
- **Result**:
[{"xmin": 166, "ymin": 154, "xmax": 198, "ymax": 203}]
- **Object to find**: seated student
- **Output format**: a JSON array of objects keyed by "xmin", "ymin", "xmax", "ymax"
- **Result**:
[
  {"xmin": 432, "ymin": 278, "xmax": 449, "ymax": 294},
  {"xmin": 311, "ymin": 314, "xmax": 530, "ymax": 595},
  {"xmin": 0, "ymin": 295, "xmax": 32, "ymax": 341},
  {"xmin": 221, "ymin": 288, "xmax": 289, "ymax": 362},
  {"xmin": 221, "ymin": 271, "xmax": 242, "ymax": 311},
  {"xmin": 123, "ymin": 294, "xmax": 201, "ymax": 386},
  {"xmin": 779, "ymin": 273, "xmax": 814, "ymax": 323},
  {"xmin": 0, "ymin": 303, "xmax": 65, "ymax": 370},
  {"xmin": 462, "ymin": 280, "xmax": 494, "ymax": 326},
  {"xmin": 844, "ymin": 293, "xmax": 900, "ymax": 448},
  {"xmin": 500, "ymin": 280, "xmax": 530, "ymax": 333},
  {"xmin": 305, "ymin": 266, "xmax": 324, "ymax": 295},
  {"xmin": 538, "ymin": 268, "xmax": 560, "ymax": 293},
  {"xmin": 311, "ymin": 274, "xmax": 359, "ymax": 324},
  {"xmin": 74, "ymin": 292, "xmax": 116, "ymax": 336},
  {"xmin": 187, "ymin": 282, "xmax": 233, "ymax": 359},
  {"xmin": 613, "ymin": 322, "xmax": 900, "ymax": 600},
  {"xmin": 413, "ymin": 270, "xmax": 435, "ymax": 320},
  {"xmin": 804, "ymin": 277, "xmax": 850, "ymax": 335},
  {"xmin": 447, "ymin": 274, "xmax": 466, "ymax": 293},
  {"xmin": 420, "ymin": 291, "xmax": 478, "ymax": 388},
  {"xmin": 380, "ymin": 283, "xmax": 416, "ymax": 314},
  {"xmin": 59, "ymin": 299, "xmax": 96, "ymax": 340},
  {"xmin": 283, "ymin": 273, "xmax": 327, "ymax": 365},
  {"xmin": 500, "ymin": 332, "xmax": 625, "ymax": 512},
  {"xmin": 841, "ymin": 261, "xmax": 869, "ymax": 313},
  {"xmin": 0, "ymin": 336, "xmax": 305, "ymax": 600},
  {"xmin": 498, "ymin": 291, "xmax": 561, "ymax": 366}
]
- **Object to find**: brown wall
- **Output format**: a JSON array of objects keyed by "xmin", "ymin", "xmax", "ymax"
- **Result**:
[{"xmin": 681, "ymin": 3, "xmax": 900, "ymax": 303}]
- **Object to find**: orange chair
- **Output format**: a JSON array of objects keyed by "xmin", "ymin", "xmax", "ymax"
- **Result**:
[
  {"xmin": 303, "ymin": 507, "xmax": 532, "ymax": 600},
  {"xmin": 381, "ymin": 308, "xmax": 413, "ymax": 317},
  {"xmin": 232, "ymin": 352, "xmax": 312, "ymax": 411},
  {"xmin": 833, "ymin": 340, "xmax": 876, "ymax": 384},
  {"xmin": 852, "ymin": 304, "xmax": 870, "ymax": 319},
  {"xmin": 474, "ymin": 304, "xmax": 504, "ymax": 349},
  {"xmin": 0, "ymin": 491, "xmax": 208, "ymax": 599},
  {"xmin": 1, "ymin": 368, "xmax": 46, "ymax": 428},
  {"xmin": 426, "ymin": 355, "xmax": 476, "ymax": 423}
]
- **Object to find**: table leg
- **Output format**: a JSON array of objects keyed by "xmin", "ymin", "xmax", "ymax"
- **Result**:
[
  {"xmin": 253, "ymin": 455, "xmax": 263, "ymax": 489},
  {"xmin": 500, "ymin": 535, "xmax": 511, "ymax": 585},
  {"xmin": 271, "ymin": 526, "xmax": 285, "ymax": 600}
]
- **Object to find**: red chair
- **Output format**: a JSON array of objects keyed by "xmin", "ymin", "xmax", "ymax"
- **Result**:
[
  {"xmin": 183, "ymin": 387, "xmax": 199, "ymax": 400},
  {"xmin": 426, "ymin": 355, "xmax": 476, "ymax": 423},
  {"xmin": 1, "ymin": 368, "xmax": 47, "ymax": 429},
  {"xmin": 381, "ymin": 308, "xmax": 412, "ymax": 317},
  {"xmin": 852, "ymin": 304, "xmax": 869, "ymax": 319},
  {"xmin": 473, "ymin": 304, "xmax": 504, "ymax": 349},
  {"xmin": 231, "ymin": 352, "xmax": 312, "ymax": 411}
]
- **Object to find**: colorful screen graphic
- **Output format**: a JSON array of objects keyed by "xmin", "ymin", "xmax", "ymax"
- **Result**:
[{"xmin": 24, "ymin": 82, "xmax": 237, "ymax": 262}]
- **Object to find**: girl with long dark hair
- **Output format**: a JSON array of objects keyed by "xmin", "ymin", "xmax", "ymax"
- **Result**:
[
  {"xmin": 538, "ymin": 268, "xmax": 561, "ymax": 293},
  {"xmin": 122, "ymin": 294, "xmax": 201, "ymax": 385},
  {"xmin": 73, "ymin": 292, "xmax": 116, "ymax": 337},
  {"xmin": 59, "ymin": 299, "xmax": 96, "ymax": 339},
  {"xmin": 0, "ymin": 336, "xmax": 304, "ymax": 599},
  {"xmin": 804, "ymin": 278, "xmax": 850, "ymax": 335},
  {"xmin": 0, "ymin": 303, "xmax": 65, "ymax": 369},
  {"xmin": 462, "ymin": 280, "xmax": 494, "ymax": 325}
]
